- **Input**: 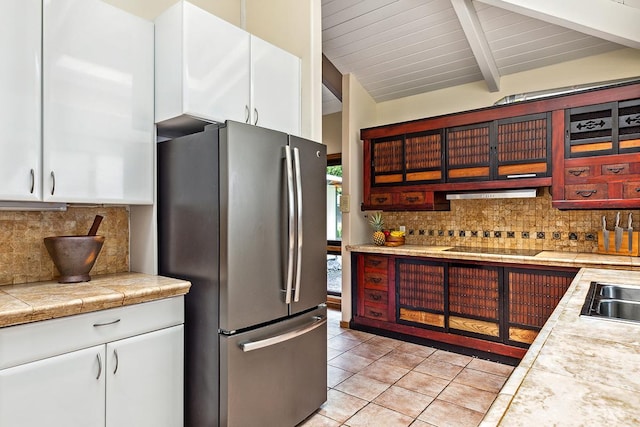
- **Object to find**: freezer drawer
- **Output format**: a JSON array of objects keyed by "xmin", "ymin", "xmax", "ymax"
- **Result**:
[{"xmin": 219, "ymin": 306, "xmax": 327, "ymax": 427}]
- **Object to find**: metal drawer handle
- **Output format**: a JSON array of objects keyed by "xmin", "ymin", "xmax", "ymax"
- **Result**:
[
  {"xmin": 113, "ymin": 349, "xmax": 119, "ymax": 375},
  {"xmin": 96, "ymin": 353, "xmax": 102, "ymax": 380},
  {"xmin": 368, "ymin": 259, "xmax": 381, "ymax": 267},
  {"xmin": 636, "ymin": 187, "xmax": 640, "ymax": 193},
  {"xmin": 240, "ymin": 315, "xmax": 326, "ymax": 352},
  {"xmin": 375, "ymin": 197, "xmax": 388, "ymax": 203},
  {"xmin": 93, "ymin": 318, "xmax": 121, "ymax": 327},
  {"xmin": 370, "ymin": 311, "xmax": 382, "ymax": 317},
  {"xmin": 575, "ymin": 190, "xmax": 597, "ymax": 198},
  {"xmin": 254, "ymin": 108, "xmax": 259, "ymax": 125},
  {"xmin": 405, "ymin": 196, "xmax": 419, "ymax": 202},
  {"xmin": 370, "ymin": 293, "xmax": 381, "ymax": 301},
  {"xmin": 607, "ymin": 166, "xmax": 624, "ymax": 174},
  {"xmin": 568, "ymin": 168, "xmax": 587, "ymax": 177},
  {"xmin": 245, "ymin": 105, "xmax": 250, "ymax": 123},
  {"xmin": 369, "ymin": 277, "xmax": 382, "ymax": 284},
  {"xmin": 50, "ymin": 171, "xmax": 55, "ymax": 196}
]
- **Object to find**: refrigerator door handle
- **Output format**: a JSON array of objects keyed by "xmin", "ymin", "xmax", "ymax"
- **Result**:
[
  {"xmin": 293, "ymin": 147, "xmax": 303, "ymax": 302},
  {"xmin": 284, "ymin": 146, "xmax": 296, "ymax": 304},
  {"xmin": 239, "ymin": 315, "xmax": 326, "ymax": 352}
]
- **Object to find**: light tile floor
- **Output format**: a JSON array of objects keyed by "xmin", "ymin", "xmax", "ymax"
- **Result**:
[{"xmin": 300, "ymin": 309, "xmax": 515, "ymax": 427}]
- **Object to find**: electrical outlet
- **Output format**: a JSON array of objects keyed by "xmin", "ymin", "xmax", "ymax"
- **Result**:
[
  {"xmin": 339, "ymin": 195, "xmax": 350, "ymax": 213},
  {"xmin": 399, "ymin": 225, "xmax": 406, "ymax": 232}
]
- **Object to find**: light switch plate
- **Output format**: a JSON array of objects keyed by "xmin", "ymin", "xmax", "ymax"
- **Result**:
[{"xmin": 339, "ymin": 195, "xmax": 350, "ymax": 213}]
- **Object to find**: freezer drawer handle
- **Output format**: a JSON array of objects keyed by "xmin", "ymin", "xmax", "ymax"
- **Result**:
[{"xmin": 239, "ymin": 315, "xmax": 326, "ymax": 352}]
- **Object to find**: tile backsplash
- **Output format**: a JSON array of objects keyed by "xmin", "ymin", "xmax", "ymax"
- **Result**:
[
  {"xmin": 379, "ymin": 189, "xmax": 640, "ymax": 253},
  {"xmin": 0, "ymin": 206, "xmax": 129, "ymax": 285}
]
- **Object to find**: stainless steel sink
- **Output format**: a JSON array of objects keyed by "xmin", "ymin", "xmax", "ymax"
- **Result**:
[
  {"xmin": 581, "ymin": 282, "xmax": 640, "ymax": 324},
  {"xmin": 598, "ymin": 284, "xmax": 640, "ymax": 301},
  {"xmin": 595, "ymin": 299, "xmax": 640, "ymax": 320}
]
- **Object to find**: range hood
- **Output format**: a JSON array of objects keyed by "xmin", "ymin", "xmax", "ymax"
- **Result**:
[{"xmin": 445, "ymin": 189, "xmax": 538, "ymax": 200}]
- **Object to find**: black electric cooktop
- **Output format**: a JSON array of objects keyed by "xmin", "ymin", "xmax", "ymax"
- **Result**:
[{"xmin": 444, "ymin": 247, "xmax": 542, "ymax": 257}]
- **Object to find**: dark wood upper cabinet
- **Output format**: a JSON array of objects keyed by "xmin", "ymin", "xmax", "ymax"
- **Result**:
[{"xmin": 361, "ymin": 81, "xmax": 640, "ymax": 211}]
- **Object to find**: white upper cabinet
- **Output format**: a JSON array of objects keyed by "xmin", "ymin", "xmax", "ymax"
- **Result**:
[
  {"xmin": 42, "ymin": 0, "xmax": 154, "ymax": 204},
  {"xmin": 155, "ymin": 1, "xmax": 251, "ymax": 129},
  {"xmin": 0, "ymin": 0, "xmax": 42, "ymax": 201},
  {"xmin": 155, "ymin": 1, "xmax": 301, "ymax": 136},
  {"xmin": 250, "ymin": 36, "xmax": 301, "ymax": 136}
]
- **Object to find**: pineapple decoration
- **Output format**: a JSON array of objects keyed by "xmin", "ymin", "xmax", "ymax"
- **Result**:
[{"xmin": 369, "ymin": 212, "xmax": 386, "ymax": 246}]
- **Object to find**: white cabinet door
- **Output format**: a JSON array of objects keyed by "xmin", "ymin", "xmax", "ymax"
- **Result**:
[
  {"xmin": 0, "ymin": 345, "xmax": 105, "ymax": 427},
  {"xmin": 43, "ymin": 0, "xmax": 154, "ymax": 204},
  {"xmin": 106, "ymin": 325, "xmax": 184, "ymax": 427},
  {"xmin": 155, "ymin": 1, "xmax": 250, "ymax": 126},
  {"xmin": 250, "ymin": 36, "xmax": 301, "ymax": 136},
  {"xmin": 0, "ymin": 0, "xmax": 41, "ymax": 201}
]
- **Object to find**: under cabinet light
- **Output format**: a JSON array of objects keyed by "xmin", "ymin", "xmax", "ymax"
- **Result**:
[{"xmin": 0, "ymin": 201, "xmax": 68, "ymax": 211}]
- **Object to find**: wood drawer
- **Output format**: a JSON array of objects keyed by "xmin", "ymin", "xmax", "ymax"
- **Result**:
[
  {"xmin": 364, "ymin": 289, "xmax": 388, "ymax": 306},
  {"xmin": 363, "ymin": 255, "xmax": 388, "ymax": 271},
  {"xmin": 623, "ymin": 181, "xmax": 640, "ymax": 199},
  {"xmin": 362, "ymin": 305, "xmax": 388, "ymax": 321},
  {"xmin": 601, "ymin": 162, "xmax": 629, "ymax": 176},
  {"xmin": 363, "ymin": 271, "xmax": 387, "ymax": 289},
  {"xmin": 369, "ymin": 192, "xmax": 393, "ymax": 206},
  {"xmin": 399, "ymin": 191, "xmax": 425, "ymax": 205},
  {"xmin": 564, "ymin": 183, "xmax": 607, "ymax": 200},
  {"xmin": 564, "ymin": 165, "xmax": 591, "ymax": 180}
]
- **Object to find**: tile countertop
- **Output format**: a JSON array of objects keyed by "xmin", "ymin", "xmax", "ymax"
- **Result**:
[
  {"xmin": 346, "ymin": 245, "xmax": 640, "ymax": 425},
  {"xmin": 482, "ymin": 268, "xmax": 640, "ymax": 426},
  {"xmin": 346, "ymin": 244, "xmax": 640, "ymax": 270},
  {"xmin": 0, "ymin": 272, "xmax": 191, "ymax": 328}
]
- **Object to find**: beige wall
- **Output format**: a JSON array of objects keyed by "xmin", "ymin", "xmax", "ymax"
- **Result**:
[
  {"xmin": 322, "ymin": 112, "xmax": 342, "ymax": 154},
  {"xmin": 340, "ymin": 74, "xmax": 377, "ymax": 322},
  {"xmin": 375, "ymin": 48, "xmax": 640, "ymax": 125}
]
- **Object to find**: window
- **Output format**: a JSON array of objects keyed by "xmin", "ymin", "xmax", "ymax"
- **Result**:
[{"xmin": 327, "ymin": 154, "xmax": 342, "ymax": 297}]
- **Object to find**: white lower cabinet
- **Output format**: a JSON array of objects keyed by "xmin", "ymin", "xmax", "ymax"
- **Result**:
[
  {"xmin": 106, "ymin": 326, "xmax": 184, "ymax": 427},
  {"xmin": 0, "ymin": 298, "xmax": 184, "ymax": 427},
  {"xmin": 0, "ymin": 345, "xmax": 106, "ymax": 426}
]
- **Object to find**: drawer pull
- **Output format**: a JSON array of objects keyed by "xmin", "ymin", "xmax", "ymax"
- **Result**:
[
  {"xmin": 96, "ymin": 353, "xmax": 102, "ymax": 380},
  {"xmin": 368, "ymin": 259, "xmax": 381, "ymax": 267},
  {"xmin": 93, "ymin": 318, "xmax": 121, "ymax": 327},
  {"xmin": 375, "ymin": 197, "xmax": 388, "ymax": 203},
  {"xmin": 575, "ymin": 189, "xmax": 597, "ymax": 198},
  {"xmin": 405, "ymin": 196, "xmax": 419, "ymax": 202},
  {"xmin": 370, "ymin": 311, "xmax": 382, "ymax": 317},
  {"xmin": 635, "ymin": 188, "xmax": 640, "ymax": 193},
  {"xmin": 369, "ymin": 277, "xmax": 382, "ymax": 284},
  {"xmin": 606, "ymin": 166, "xmax": 624, "ymax": 174},
  {"xmin": 370, "ymin": 293, "xmax": 381, "ymax": 301},
  {"xmin": 567, "ymin": 168, "xmax": 587, "ymax": 177}
]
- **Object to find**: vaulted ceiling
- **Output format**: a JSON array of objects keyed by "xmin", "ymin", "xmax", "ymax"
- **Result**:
[{"xmin": 322, "ymin": 0, "xmax": 640, "ymax": 115}]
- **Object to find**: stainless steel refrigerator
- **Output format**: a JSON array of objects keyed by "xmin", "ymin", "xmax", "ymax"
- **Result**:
[{"xmin": 157, "ymin": 121, "xmax": 327, "ymax": 427}]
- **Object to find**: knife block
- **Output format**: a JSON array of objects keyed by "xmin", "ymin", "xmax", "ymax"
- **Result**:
[{"xmin": 597, "ymin": 231, "xmax": 639, "ymax": 256}]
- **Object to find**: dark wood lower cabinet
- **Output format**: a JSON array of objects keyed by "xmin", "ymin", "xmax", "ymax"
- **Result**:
[{"xmin": 351, "ymin": 253, "xmax": 577, "ymax": 360}]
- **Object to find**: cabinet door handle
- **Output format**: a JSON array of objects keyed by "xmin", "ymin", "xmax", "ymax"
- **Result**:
[
  {"xmin": 50, "ymin": 171, "xmax": 55, "ymax": 196},
  {"xmin": 93, "ymin": 318, "xmax": 121, "ymax": 327},
  {"xmin": 96, "ymin": 353, "xmax": 102, "ymax": 380},
  {"xmin": 568, "ymin": 168, "xmax": 587, "ymax": 177},
  {"xmin": 375, "ymin": 197, "xmax": 388, "ymax": 203},
  {"xmin": 606, "ymin": 166, "xmax": 624, "ymax": 174},
  {"xmin": 113, "ymin": 349, "xmax": 119, "ymax": 375},
  {"xmin": 575, "ymin": 189, "xmax": 597, "ymax": 198},
  {"xmin": 254, "ymin": 108, "xmax": 259, "ymax": 125},
  {"xmin": 245, "ymin": 105, "xmax": 250, "ymax": 123},
  {"xmin": 30, "ymin": 169, "xmax": 35, "ymax": 194}
]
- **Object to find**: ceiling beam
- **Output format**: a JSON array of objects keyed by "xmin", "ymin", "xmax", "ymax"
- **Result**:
[
  {"xmin": 476, "ymin": 0, "xmax": 640, "ymax": 49},
  {"xmin": 451, "ymin": 0, "xmax": 500, "ymax": 92},
  {"xmin": 322, "ymin": 54, "xmax": 342, "ymax": 102}
]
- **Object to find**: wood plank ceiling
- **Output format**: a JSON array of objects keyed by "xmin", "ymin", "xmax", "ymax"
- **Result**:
[{"xmin": 322, "ymin": 0, "xmax": 640, "ymax": 115}]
